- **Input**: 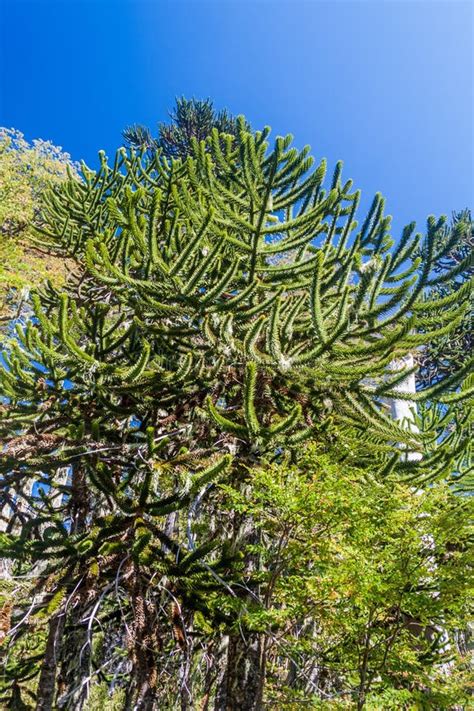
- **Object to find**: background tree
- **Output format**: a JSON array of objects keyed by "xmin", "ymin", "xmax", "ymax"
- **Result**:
[
  {"xmin": 0, "ymin": 118, "xmax": 472, "ymax": 709},
  {"xmin": 0, "ymin": 128, "xmax": 77, "ymax": 320},
  {"xmin": 123, "ymin": 96, "xmax": 249, "ymax": 159},
  {"xmin": 222, "ymin": 446, "xmax": 473, "ymax": 709}
]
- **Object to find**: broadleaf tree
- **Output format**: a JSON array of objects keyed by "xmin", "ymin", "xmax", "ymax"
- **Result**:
[{"xmin": 0, "ymin": 128, "xmax": 77, "ymax": 320}]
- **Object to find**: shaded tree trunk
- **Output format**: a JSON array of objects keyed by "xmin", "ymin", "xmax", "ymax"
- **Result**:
[
  {"xmin": 56, "ymin": 612, "xmax": 90, "ymax": 709},
  {"xmin": 36, "ymin": 612, "xmax": 65, "ymax": 711},
  {"xmin": 215, "ymin": 633, "xmax": 265, "ymax": 711},
  {"xmin": 56, "ymin": 465, "xmax": 91, "ymax": 710}
]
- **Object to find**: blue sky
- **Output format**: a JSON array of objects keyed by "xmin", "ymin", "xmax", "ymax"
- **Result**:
[{"xmin": 0, "ymin": 0, "xmax": 472, "ymax": 235}]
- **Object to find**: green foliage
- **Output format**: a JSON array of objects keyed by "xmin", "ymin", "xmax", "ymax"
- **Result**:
[
  {"xmin": 416, "ymin": 209, "xmax": 473, "ymax": 388},
  {"xmin": 83, "ymin": 684, "xmax": 126, "ymax": 711},
  {"xmin": 222, "ymin": 444, "xmax": 473, "ymax": 707},
  {"xmin": 123, "ymin": 96, "xmax": 249, "ymax": 159},
  {"xmin": 0, "ymin": 116, "xmax": 472, "ymax": 708},
  {"xmin": 0, "ymin": 128, "xmax": 77, "ymax": 318}
]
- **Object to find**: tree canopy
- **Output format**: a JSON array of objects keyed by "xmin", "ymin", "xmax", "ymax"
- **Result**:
[
  {"xmin": 416, "ymin": 209, "xmax": 473, "ymax": 388},
  {"xmin": 0, "ymin": 116, "xmax": 472, "ymax": 710},
  {"xmin": 0, "ymin": 128, "xmax": 76, "ymax": 320},
  {"xmin": 123, "ymin": 97, "xmax": 249, "ymax": 159}
]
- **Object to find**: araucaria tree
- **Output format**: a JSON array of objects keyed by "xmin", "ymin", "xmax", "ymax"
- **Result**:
[
  {"xmin": 0, "ymin": 119, "xmax": 472, "ymax": 709},
  {"xmin": 416, "ymin": 209, "xmax": 473, "ymax": 389},
  {"xmin": 123, "ymin": 97, "xmax": 248, "ymax": 159}
]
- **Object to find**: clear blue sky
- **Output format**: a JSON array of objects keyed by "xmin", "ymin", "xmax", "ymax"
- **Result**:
[{"xmin": 0, "ymin": 0, "xmax": 472, "ymax": 234}]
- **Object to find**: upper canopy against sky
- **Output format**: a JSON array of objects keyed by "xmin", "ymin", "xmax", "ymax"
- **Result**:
[{"xmin": 0, "ymin": 0, "xmax": 472, "ymax": 234}]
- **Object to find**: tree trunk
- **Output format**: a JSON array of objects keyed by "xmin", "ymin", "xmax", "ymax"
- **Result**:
[
  {"xmin": 55, "ymin": 612, "xmax": 90, "ymax": 709},
  {"xmin": 215, "ymin": 632, "xmax": 265, "ymax": 711},
  {"xmin": 36, "ymin": 611, "xmax": 65, "ymax": 711},
  {"xmin": 54, "ymin": 466, "xmax": 90, "ymax": 709}
]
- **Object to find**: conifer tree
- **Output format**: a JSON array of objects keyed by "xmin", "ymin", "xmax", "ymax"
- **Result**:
[
  {"xmin": 123, "ymin": 96, "xmax": 248, "ymax": 159},
  {"xmin": 0, "ymin": 118, "xmax": 472, "ymax": 709},
  {"xmin": 416, "ymin": 209, "xmax": 473, "ymax": 388}
]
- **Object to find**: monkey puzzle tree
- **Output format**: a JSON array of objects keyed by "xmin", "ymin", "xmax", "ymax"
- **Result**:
[
  {"xmin": 416, "ymin": 209, "xmax": 473, "ymax": 389},
  {"xmin": 0, "ymin": 118, "xmax": 472, "ymax": 709},
  {"xmin": 123, "ymin": 96, "xmax": 248, "ymax": 159}
]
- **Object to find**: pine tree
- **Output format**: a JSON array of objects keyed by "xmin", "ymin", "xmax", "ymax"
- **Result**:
[{"xmin": 0, "ymin": 118, "xmax": 472, "ymax": 709}]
